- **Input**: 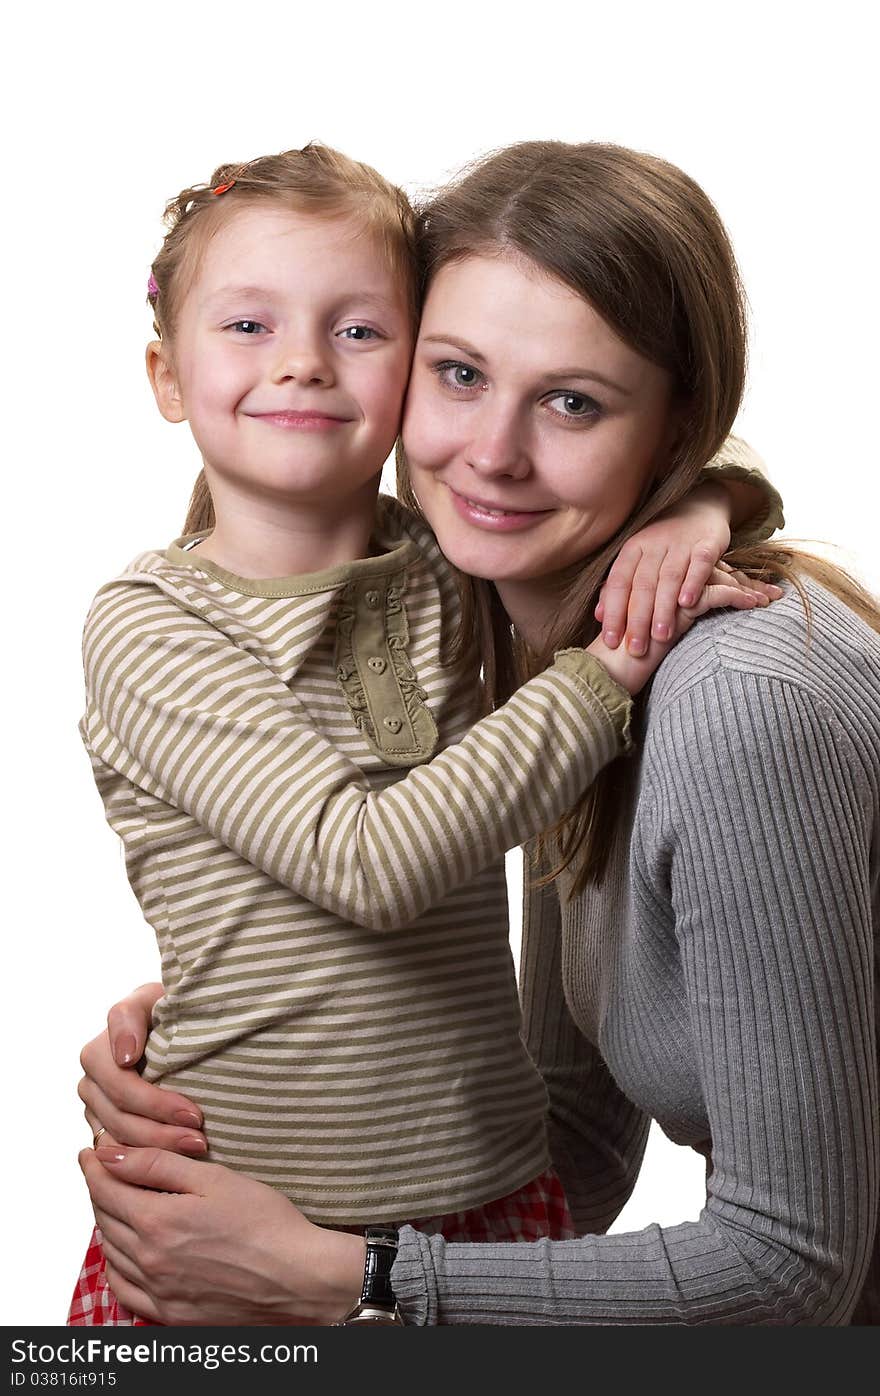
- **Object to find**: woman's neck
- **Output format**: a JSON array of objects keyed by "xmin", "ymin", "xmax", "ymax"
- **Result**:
[
  {"xmin": 193, "ymin": 477, "xmax": 380, "ymax": 579},
  {"xmin": 494, "ymin": 575, "xmax": 570, "ymax": 652}
]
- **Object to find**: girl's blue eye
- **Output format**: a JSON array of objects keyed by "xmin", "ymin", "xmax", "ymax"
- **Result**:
[
  {"xmin": 436, "ymin": 361, "xmax": 483, "ymax": 390},
  {"xmin": 340, "ymin": 325, "xmax": 378, "ymax": 341},
  {"xmin": 230, "ymin": 320, "xmax": 267, "ymax": 335}
]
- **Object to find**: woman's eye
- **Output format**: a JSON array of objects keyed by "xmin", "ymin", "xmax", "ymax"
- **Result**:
[
  {"xmin": 546, "ymin": 390, "xmax": 601, "ymax": 420},
  {"xmin": 339, "ymin": 325, "xmax": 379, "ymax": 341},
  {"xmin": 229, "ymin": 320, "xmax": 267, "ymax": 335},
  {"xmin": 436, "ymin": 361, "xmax": 483, "ymax": 391}
]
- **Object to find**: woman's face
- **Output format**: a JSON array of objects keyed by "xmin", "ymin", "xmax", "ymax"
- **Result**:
[{"xmin": 402, "ymin": 251, "xmax": 678, "ymax": 585}]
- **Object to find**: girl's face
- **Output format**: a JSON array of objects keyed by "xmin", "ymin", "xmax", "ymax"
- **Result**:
[
  {"xmin": 148, "ymin": 205, "xmax": 413, "ymax": 513},
  {"xmin": 402, "ymin": 251, "xmax": 678, "ymax": 586}
]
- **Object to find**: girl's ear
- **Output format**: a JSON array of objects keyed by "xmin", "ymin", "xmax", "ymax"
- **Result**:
[{"xmin": 146, "ymin": 340, "xmax": 186, "ymax": 423}]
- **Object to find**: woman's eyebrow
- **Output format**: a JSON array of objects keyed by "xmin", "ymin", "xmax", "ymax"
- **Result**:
[
  {"xmin": 421, "ymin": 334, "xmax": 631, "ymax": 395},
  {"xmin": 420, "ymin": 334, "xmax": 488, "ymax": 364},
  {"xmin": 541, "ymin": 367, "xmax": 632, "ymax": 396}
]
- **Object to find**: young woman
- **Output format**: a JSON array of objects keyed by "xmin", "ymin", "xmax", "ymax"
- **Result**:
[{"xmin": 78, "ymin": 141, "xmax": 879, "ymax": 1325}]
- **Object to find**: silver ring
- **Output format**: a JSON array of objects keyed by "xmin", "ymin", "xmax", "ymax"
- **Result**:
[{"xmin": 92, "ymin": 1126, "xmax": 108, "ymax": 1148}]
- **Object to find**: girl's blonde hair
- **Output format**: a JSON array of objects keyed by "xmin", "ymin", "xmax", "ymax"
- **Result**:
[
  {"xmin": 394, "ymin": 140, "xmax": 880, "ymax": 892},
  {"xmin": 151, "ymin": 144, "xmax": 419, "ymax": 535}
]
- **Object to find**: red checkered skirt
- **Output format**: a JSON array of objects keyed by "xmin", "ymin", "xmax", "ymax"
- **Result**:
[{"xmin": 67, "ymin": 1168, "xmax": 574, "ymax": 1325}]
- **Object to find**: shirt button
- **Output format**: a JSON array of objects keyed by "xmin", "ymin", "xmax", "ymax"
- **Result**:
[
  {"xmin": 367, "ymin": 656, "xmax": 387, "ymax": 674},
  {"xmin": 383, "ymin": 716, "xmax": 403, "ymax": 734},
  {"xmin": 365, "ymin": 590, "xmax": 380, "ymax": 609}
]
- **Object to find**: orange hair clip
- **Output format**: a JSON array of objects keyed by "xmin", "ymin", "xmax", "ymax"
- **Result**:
[{"xmin": 212, "ymin": 179, "xmax": 236, "ymax": 196}]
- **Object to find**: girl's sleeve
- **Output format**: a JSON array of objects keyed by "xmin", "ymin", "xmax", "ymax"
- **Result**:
[
  {"xmin": 391, "ymin": 674, "xmax": 877, "ymax": 1324},
  {"xmin": 518, "ymin": 860, "xmax": 649, "ymax": 1235},
  {"xmin": 82, "ymin": 583, "xmax": 631, "ymax": 933},
  {"xmin": 698, "ymin": 434, "xmax": 785, "ymax": 547}
]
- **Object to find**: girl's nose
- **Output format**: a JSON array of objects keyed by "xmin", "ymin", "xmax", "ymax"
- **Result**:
[{"xmin": 271, "ymin": 335, "xmax": 334, "ymax": 387}]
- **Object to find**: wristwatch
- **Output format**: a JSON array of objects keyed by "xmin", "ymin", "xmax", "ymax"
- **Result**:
[{"xmin": 336, "ymin": 1226, "xmax": 404, "ymax": 1325}]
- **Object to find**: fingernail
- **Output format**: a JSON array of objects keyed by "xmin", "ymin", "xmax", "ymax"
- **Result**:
[
  {"xmin": 173, "ymin": 1110, "xmax": 203, "ymax": 1128},
  {"xmin": 769, "ymin": 584, "xmax": 784, "ymax": 596},
  {"xmin": 95, "ymin": 1146, "xmax": 127, "ymax": 1163},
  {"xmin": 179, "ymin": 1136, "xmax": 208, "ymax": 1156},
  {"xmin": 680, "ymin": 591, "xmax": 695, "ymax": 607},
  {"xmin": 627, "ymin": 637, "xmax": 647, "ymax": 657},
  {"xmin": 602, "ymin": 630, "xmax": 619, "ymax": 648},
  {"xmin": 115, "ymin": 1034, "xmax": 139, "ymax": 1066},
  {"xmin": 652, "ymin": 622, "xmax": 670, "ymax": 641}
]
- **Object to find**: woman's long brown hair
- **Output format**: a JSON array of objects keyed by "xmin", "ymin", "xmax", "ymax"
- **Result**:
[{"xmin": 396, "ymin": 141, "xmax": 880, "ymax": 894}]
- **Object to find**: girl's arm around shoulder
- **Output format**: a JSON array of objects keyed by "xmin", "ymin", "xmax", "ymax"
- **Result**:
[{"xmin": 82, "ymin": 580, "xmax": 631, "ymax": 933}]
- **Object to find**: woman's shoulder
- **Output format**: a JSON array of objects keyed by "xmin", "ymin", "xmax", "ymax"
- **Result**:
[{"xmin": 645, "ymin": 576, "xmax": 880, "ymax": 747}]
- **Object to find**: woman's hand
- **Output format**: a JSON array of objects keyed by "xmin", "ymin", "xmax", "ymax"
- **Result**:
[
  {"xmin": 589, "ymin": 561, "xmax": 778, "ymax": 695},
  {"xmin": 79, "ymin": 983, "xmax": 208, "ymax": 1158},
  {"xmin": 595, "ymin": 481, "xmax": 783, "ymax": 655},
  {"xmin": 78, "ymin": 1146, "xmax": 364, "ymax": 1325}
]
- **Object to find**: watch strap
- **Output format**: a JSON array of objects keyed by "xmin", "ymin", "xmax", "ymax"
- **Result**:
[{"xmin": 336, "ymin": 1225, "xmax": 403, "ymax": 1325}]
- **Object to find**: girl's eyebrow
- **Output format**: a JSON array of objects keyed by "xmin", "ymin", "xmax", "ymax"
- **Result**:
[
  {"xmin": 202, "ymin": 287, "xmax": 401, "ymax": 312},
  {"xmin": 201, "ymin": 284, "xmax": 275, "ymax": 307},
  {"xmin": 420, "ymin": 334, "xmax": 631, "ymax": 395}
]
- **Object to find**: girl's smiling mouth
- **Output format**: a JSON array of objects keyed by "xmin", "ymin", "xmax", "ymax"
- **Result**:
[{"xmin": 251, "ymin": 410, "xmax": 352, "ymax": 430}]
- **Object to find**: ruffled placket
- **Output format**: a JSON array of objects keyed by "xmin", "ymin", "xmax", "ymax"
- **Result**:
[{"xmin": 334, "ymin": 568, "xmax": 439, "ymax": 766}]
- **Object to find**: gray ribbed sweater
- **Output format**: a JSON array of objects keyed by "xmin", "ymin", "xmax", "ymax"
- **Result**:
[{"xmin": 392, "ymin": 580, "xmax": 880, "ymax": 1324}]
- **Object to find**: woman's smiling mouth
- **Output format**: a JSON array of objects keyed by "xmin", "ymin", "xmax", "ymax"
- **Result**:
[{"xmin": 446, "ymin": 483, "xmax": 554, "ymax": 530}]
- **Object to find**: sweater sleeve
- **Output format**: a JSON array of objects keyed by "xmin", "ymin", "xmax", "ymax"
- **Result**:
[
  {"xmin": 82, "ymin": 583, "xmax": 632, "ymax": 933},
  {"xmin": 698, "ymin": 434, "xmax": 785, "ymax": 547},
  {"xmin": 392, "ymin": 673, "xmax": 877, "ymax": 1324},
  {"xmin": 518, "ymin": 859, "xmax": 650, "ymax": 1235}
]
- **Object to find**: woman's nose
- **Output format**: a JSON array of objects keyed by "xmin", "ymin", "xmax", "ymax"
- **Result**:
[{"xmin": 464, "ymin": 408, "xmax": 531, "ymax": 480}]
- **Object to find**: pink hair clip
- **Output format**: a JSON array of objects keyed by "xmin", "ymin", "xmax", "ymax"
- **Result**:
[
  {"xmin": 212, "ymin": 179, "xmax": 236, "ymax": 196},
  {"xmin": 147, "ymin": 273, "xmax": 159, "ymax": 298}
]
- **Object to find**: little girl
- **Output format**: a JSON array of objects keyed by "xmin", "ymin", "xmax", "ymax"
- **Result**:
[{"xmin": 70, "ymin": 144, "xmax": 780, "ymax": 1325}]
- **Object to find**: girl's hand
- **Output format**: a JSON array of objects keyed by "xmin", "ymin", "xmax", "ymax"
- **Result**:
[
  {"xmin": 589, "ymin": 561, "xmax": 779, "ymax": 696},
  {"xmin": 595, "ymin": 481, "xmax": 783, "ymax": 655},
  {"xmin": 79, "ymin": 983, "xmax": 208, "ymax": 1158},
  {"xmin": 78, "ymin": 1146, "xmax": 364, "ymax": 1326}
]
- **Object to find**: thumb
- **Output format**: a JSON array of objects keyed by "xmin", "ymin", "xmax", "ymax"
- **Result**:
[
  {"xmin": 109, "ymin": 982, "xmax": 165, "ymax": 1066},
  {"xmin": 93, "ymin": 1143, "xmax": 213, "ymax": 1195}
]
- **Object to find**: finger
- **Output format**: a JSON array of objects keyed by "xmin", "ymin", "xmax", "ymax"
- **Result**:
[
  {"xmin": 102, "ymin": 1255, "xmax": 161, "ymax": 1325},
  {"xmin": 92, "ymin": 1143, "xmax": 215, "ymax": 1197},
  {"xmin": 594, "ymin": 594, "xmax": 605, "ymax": 623},
  {"xmin": 599, "ymin": 544, "xmax": 642, "ymax": 647},
  {"xmin": 675, "ymin": 542, "xmax": 720, "ymax": 608},
  {"xmin": 80, "ymin": 1148, "xmax": 150, "ymax": 1230},
  {"xmin": 90, "ymin": 1208, "xmax": 142, "ymax": 1266},
  {"xmin": 83, "ymin": 1109, "xmax": 121, "ymax": 1152},
  {"xmin": 623, "ymin": 553, "xmax": 666, "ymax": 656},
  {"xmin": 723, "ymin": 567, "xmax": 782, "ymax": 599},
  {"xmin": 80, "ymin": 1039, "xmax": 203, "ymax": 1129},
  {"xmin": 79, "ymin": 1076, "xmax": 207, "ymax": 1155},
  {"xmin": 100, "ymin": 1232, "xmax": 150, "ymax": 1291},
  {"xmin": 649, "ymin": 549, "xmax": 694, "ymax": 642},
  {"xmin": 107, "ymin": 982, "xmax": 165, "ymax": 1066},
  {"xmin": 685, "ymin": 583, "xmax": 761, "ymax": 619}
]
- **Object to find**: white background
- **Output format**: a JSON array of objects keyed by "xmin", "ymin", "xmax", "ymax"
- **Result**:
[{"xmin": 4, "ymin": 0, "xmax": 877, "ymax": 1326}]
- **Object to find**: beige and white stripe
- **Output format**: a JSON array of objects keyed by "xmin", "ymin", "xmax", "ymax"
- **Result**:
[{"xmin": 81, "ymin": 498, "xmax": 630, "ymax": 1223}]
